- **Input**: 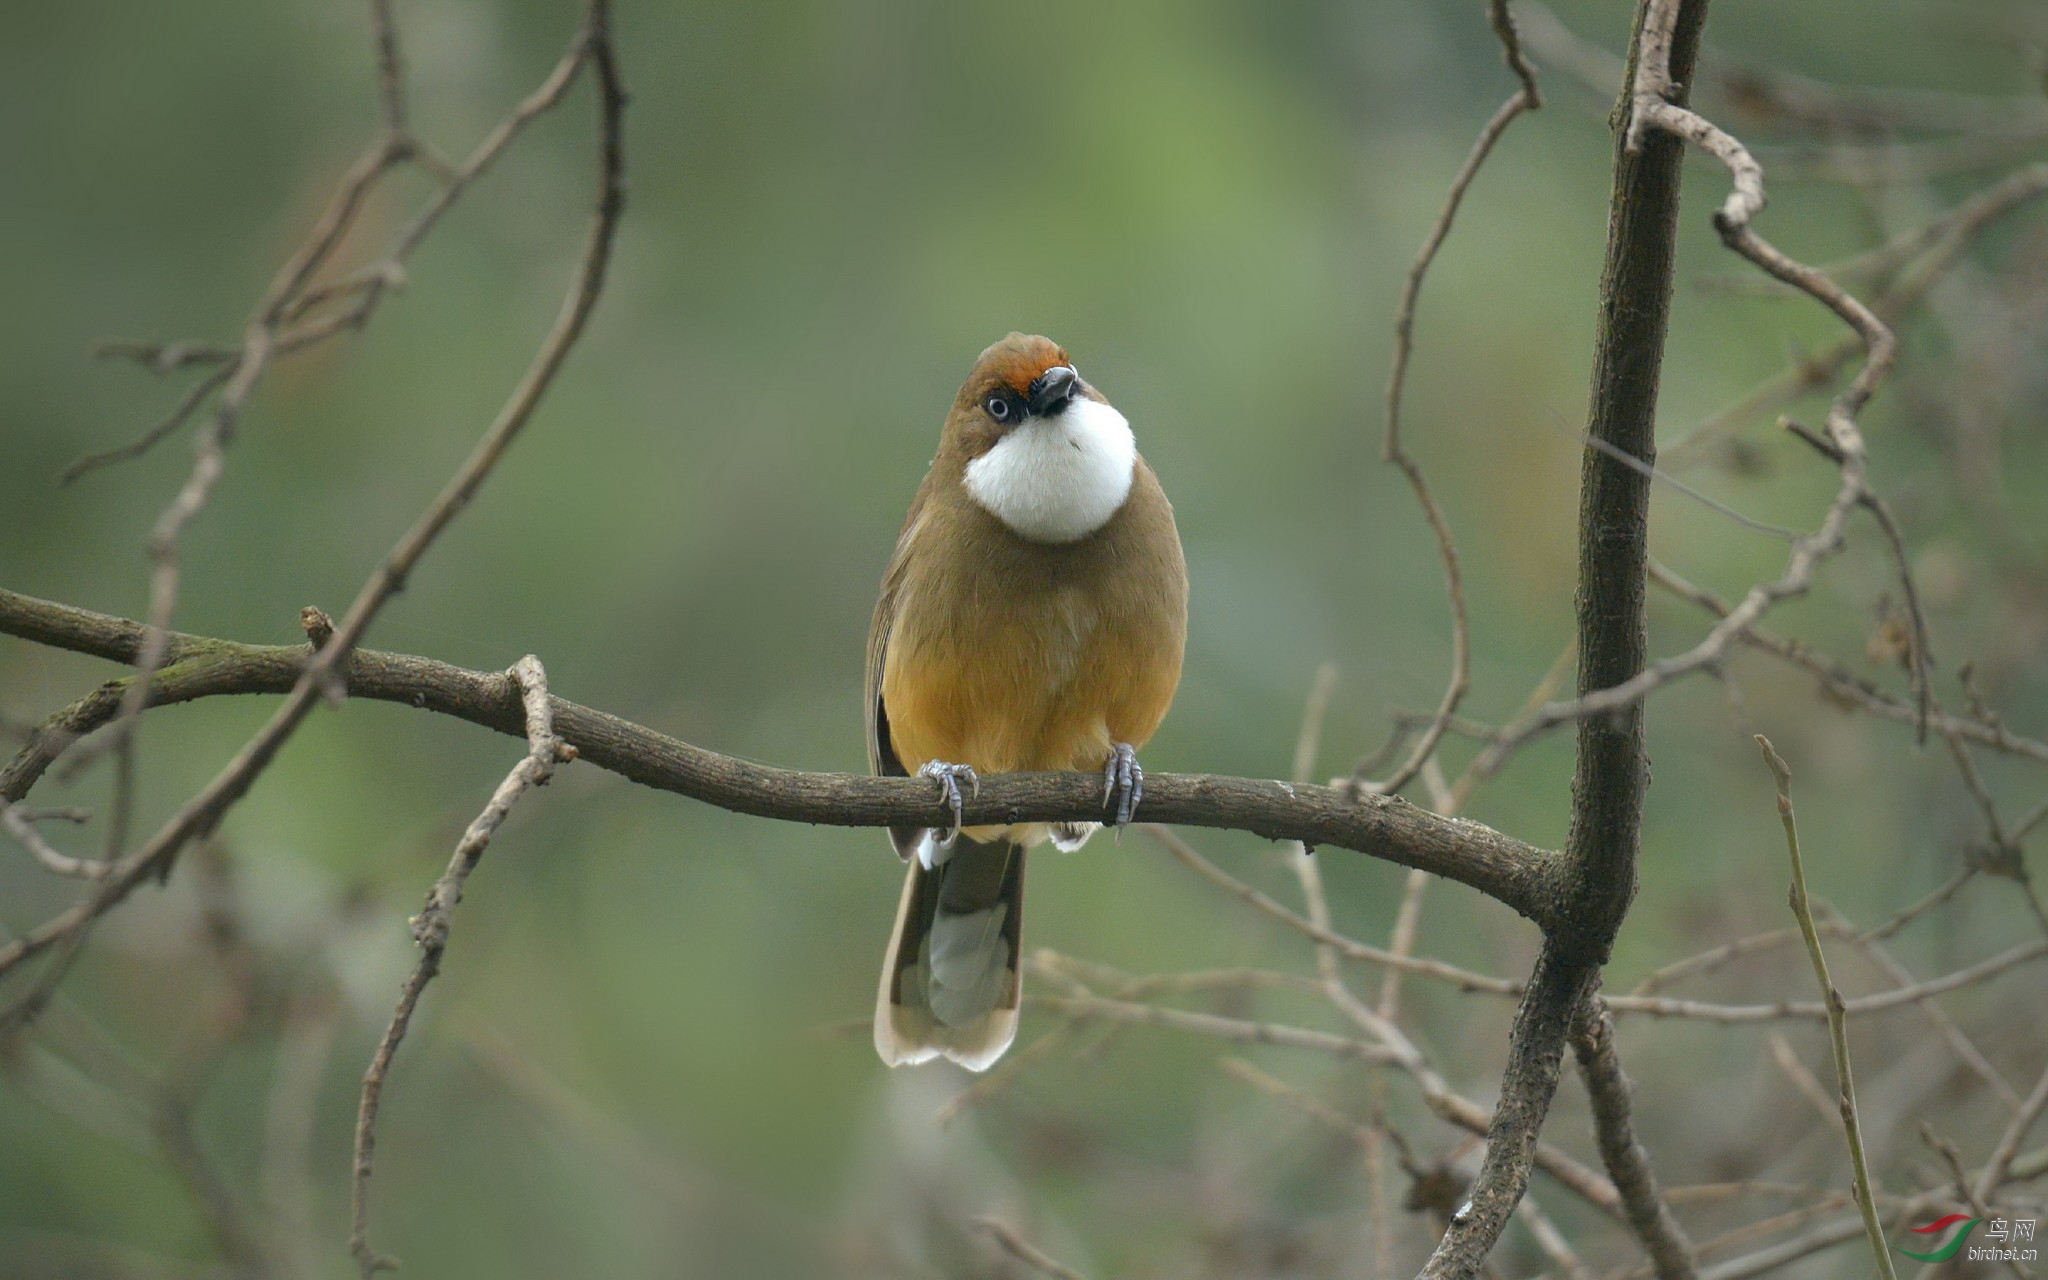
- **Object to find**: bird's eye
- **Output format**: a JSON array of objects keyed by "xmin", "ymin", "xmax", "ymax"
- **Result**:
[{"xmin": 984, "ymin": 392, "xmax": 1013, "ymax": 423}]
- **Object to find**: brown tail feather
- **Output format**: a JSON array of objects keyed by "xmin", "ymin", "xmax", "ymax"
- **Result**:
[{"xmin": 874, "ymin": 835, "xmax": 1024, "ymax": 1071}]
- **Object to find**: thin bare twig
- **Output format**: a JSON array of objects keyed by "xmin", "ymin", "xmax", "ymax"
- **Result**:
[
  {"xmin": 930, "ymin": 1025, "xmax": 1072, "ymax": 1128},
  {"xmin": 1631, "ymin": 906, "xmax": 2022, "ymax": 1105},
  {"xmin": 1696, "ymin": 1192, "xmax": 1950, "ymax": 1280},
  {"xmin": 1605, "ymin": 937, "xmax": 2048, "ymax": 1022},
  {"xmin": 1698, "ymin": 162, "xmax": 2048, "ymax": 299},
  {"xmin": 2015, "ymin": 793, "xmax": 2048, "ymax": 845},
  {"xmin": 2, "ymin": 802, "xmax": 110, "ymax": 880},
  {"xmin": 1630, "ymin": 924, "xmax": 1817, "ymax": 996},
  {"xmin": 1376, "ymin": 866, "xmax": 1435, "ymax": 1038},
  {"xmin": 7, "ymin": 806, "xmax": 93, "ymax": 824},
  {"xmin": 1754, "ymin": 736, "xmax": 1896, "ymax": 1280},
  {"xmin": 1766, "ymin": 1033, "xmax": 1841, "ymax": 1128},
  {"xmin": 1372, "ymin": 861, "xmax": 1434, "ymax": 1280},
  {"xmin": 971, "ymin": 1218, "xmax": 1090, "ymax": 1280},
  {"xmin": 1923, "ymin": 1125, "xmax": 2038, "ymax": 1280},
  {"xmin": 1860, "ymin": 867, "xmax": 1980, "ymax": 942},
  {"xmin": 1648, "ymin": 563, "xmax": 2046, "ymax": 766},
  {"xmin": 1032, "ymin": 953, "xmax": 1322, "ymax": 1002},
  {"xmin": 1223, "ymin": 1027, "xmax": 1624, "ymax": 1220},
  {"xmin": 59, "ymin": 2, "xmax": 599, "ymax": 496},
  {"xmin": 1439, "ymin": 637, "xmax": 1575, "ymax": 815},
  {"xmin": 1661, "ymin": 159, "xmax": 2043, "ymax": 474},
  {"xmin": 1572, "ymin": 1000, "xmax": 1697, "ymax": 1279},
  {"xmin": 60, "ymin": 362, "xmax": 240, "ymax": 485},
  {"xmin": 1977, "ymin": 1063, "xmax": 2048, "ymax": 1204},
  {"xmin": 1222, "ymin": 1058, "xmax": 1387, "ymax": 1149},
  {"xmin": 263, "ymin": 990, "xmax": 340, "ymax": 1280},
  {"xmin": 1516, "ymin": 1193, "xmax": 1594, "ymax": 1280},
  {"xmin": 0, "ymin": 0, "xmax": 628, "ymax": 1030},
  {"xmin": 349, "ymin": 656, "xmax": 573, "ymax": 1276},
  {"xmin": 1937, "ymin": 681, "xmax": 2013, "ymax": 854},
  {"xmin": 1029, "ymin": 993, "xmax": 1393, "ymax": 1061},
  {"xmin": 1460, "ymin": 7, "xmax": 1907, "ymax": 783},
  {"xmin": 156, "ymin": 1092, "xmax": 269, "ymax": 1277},
  {"xmin": 1362, "ymin": 0, "xmax": 1540, "ymax": 798},
  {"xmin": 1227, "ymin": 1057, "xmax": 1591, "ymax": 1280},
  {"xmin": 1846, "ymin": 920, "xmax": 2021, "ymax": 1113},
  {"xmin": 366, "ymin": 0, "xmax": 408, "ymax": 139},
  {"xmin": 1145, "ymin": 825, "xmax": 1523, "ymax": 995},
  {"xmin": 1778, "ymin": 415, "xmax": 1932, "ymax": 740},
  {"xmin": 1288, "ymin": 664, "xmax": 1403, "ymax": 1270}
]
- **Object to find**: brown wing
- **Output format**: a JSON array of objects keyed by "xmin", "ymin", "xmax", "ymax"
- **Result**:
[{"xmin": 867, "ymin": 484, "xmax": 931, "ymax": 859}]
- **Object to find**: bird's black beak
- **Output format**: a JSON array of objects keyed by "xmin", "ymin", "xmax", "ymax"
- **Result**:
[{"xmin": 1027, "ymin": 364, "xmax": 1079, "ymax": 416}]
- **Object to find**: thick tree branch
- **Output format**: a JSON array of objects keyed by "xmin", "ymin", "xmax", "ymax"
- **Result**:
[
  {"xmin": 0, "ymin": 588, "xmax": 1566, "ymax": 933},
  {"xmin": 1418, "ymin": 3, "xmax": 1708, "ymax": 1275}
]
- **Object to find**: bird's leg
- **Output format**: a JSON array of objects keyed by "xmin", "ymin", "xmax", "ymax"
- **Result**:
[
  {"xmin": 918, "ymin": 760, "xmax": 979, "ymax": 849},
  {"xmin": 1102, "ymin": 743, "xmax": 1144, "ymax": 830}
]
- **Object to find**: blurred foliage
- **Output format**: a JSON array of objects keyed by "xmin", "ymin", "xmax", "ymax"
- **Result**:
[{"xmin": 3, "ymin": 0, "xmax": 2046, "ymax": 1276}]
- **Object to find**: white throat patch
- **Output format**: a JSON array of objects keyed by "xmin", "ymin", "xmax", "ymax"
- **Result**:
[{"xmin": 963, "ymin": 398, "xmax": 1137, "ymax": 543}]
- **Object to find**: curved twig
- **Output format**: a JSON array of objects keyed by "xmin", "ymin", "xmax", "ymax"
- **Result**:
[
  {"xmin": 349, "ymin": 657, "xmax": 572, "ymax": 1276},
  {"xmin": 1361, "ymin": 0, "xmax": 1540, "ymax": 799},
  {"xmin": 0, "ymin": 0, "xmax": 629, "ymax": 1029}
]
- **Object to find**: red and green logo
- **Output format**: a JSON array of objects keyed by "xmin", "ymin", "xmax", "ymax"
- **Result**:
[{"xmin": 1897, "ymin": 1214, "xmax": 1981, "ymax": 1262}]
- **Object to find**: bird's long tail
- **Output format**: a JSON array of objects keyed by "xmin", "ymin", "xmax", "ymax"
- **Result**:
[{"xmin": 874, "ymin": 834, "xmax": 1024, "ymax": 1071}]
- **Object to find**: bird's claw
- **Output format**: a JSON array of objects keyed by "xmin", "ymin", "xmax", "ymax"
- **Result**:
[
  {"xmin": 919, "ymin": 760, "xmax": 979, "ymax": 847},
  {"xmin": 1102, "ymin": 743, "xmax": 1143, "ymax": 829}
]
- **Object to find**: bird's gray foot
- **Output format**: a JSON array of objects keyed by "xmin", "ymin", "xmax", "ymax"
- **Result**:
[
  {"xmin": 1102, "ymin": 743, "xmax": 1144, "ymax": 829},
  {"xmin": 918, "ymin": 760, "xmax": 980, "ymax": 849}
]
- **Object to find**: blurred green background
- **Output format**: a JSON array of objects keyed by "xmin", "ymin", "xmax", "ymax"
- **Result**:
[{"xmin": 4, "ymin": 0, "xmax": 2046, "ymax": 1276}]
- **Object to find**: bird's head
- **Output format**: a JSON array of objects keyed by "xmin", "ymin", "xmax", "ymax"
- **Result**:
[
  {"xmin": 944, "ymin": 333, "xmax": 1139, "ymax": 543},
  {"xmin": 949, "ymin": 333, "xmax": 1095, "ymax": 439}
]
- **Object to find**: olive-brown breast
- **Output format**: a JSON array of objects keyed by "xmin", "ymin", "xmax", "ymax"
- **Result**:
[{"xmin": 877, "ymin": 459, "xmax": 1186, "ymax": 778}]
